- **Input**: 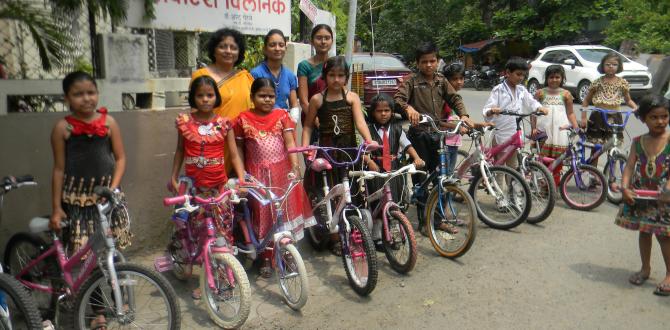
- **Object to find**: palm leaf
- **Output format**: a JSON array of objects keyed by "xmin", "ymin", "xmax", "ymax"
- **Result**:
[{"xmin": 0, "ymin": 1, "xmax": 72, "ymax": 71}]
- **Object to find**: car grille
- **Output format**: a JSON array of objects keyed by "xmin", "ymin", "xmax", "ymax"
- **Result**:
[{"xmin": 623, "ymin": 75, "xmax": 649, "ymax": 86}]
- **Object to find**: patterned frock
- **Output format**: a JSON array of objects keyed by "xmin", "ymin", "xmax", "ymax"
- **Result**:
[
  {"xmin": 61, "ymin": 108, "xmax": 132, "ymax": 253},
  {"xmin": 537, "ymin": 88, "xmax": 570, "ymax": 158},
  {"xmin": 233, "ymin": 110, "xmax": 316, "ymax": 241},
  {"xmin": 586, "ymin": 77, "xmax": 630, "ymax": 144},
  {"xmin": 615, "ymin": 135, "xmax": 670, "ymax": 237}
]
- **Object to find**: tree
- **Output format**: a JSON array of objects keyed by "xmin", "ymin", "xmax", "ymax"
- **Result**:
[{"xmin": 605, "ymin": 0, "xmax": 670, "ymax": 54}]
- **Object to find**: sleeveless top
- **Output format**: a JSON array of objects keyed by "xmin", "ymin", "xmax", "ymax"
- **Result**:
[{"xmin": 317, "ymin": 88, "xmax": 355, "ymax": 143}]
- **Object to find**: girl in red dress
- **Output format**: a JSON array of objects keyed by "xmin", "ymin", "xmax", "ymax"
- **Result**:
[
  {"xmin": 233, "ymin": 78, "xmax": 316, "ymax": 277},
  {"xmin": 170, "ymin": 75, "xmax": 245, "ymax": 298}
]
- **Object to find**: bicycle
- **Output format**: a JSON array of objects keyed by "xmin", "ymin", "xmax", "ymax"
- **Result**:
[
  {"xmin": 160, "ymin": 180, "xmax": 250, "ymax": 329},
  {"xmin": 294, "ymin": 143, "xmax": 379, "ymax": 296},
  {"xmin": 528, "ymin": 127, "xmax": 607, "ymax": 210},
  {"xmin": 4, "ymin": 186, "xmax": 181, "ymax": 329},
  {"xmin": 233, "ymin": 171, "xmax": 309, "ymax": 310},
  {"xmin": 485, "ymin": 110, "xmax": 557, "ymax": 224},
  {"xmin": 580, "ymin": 107, "xmax": 634, "ymax": 204},
  {"xmin": 0, "ymin": 175, "xmax": 44, "ymax": 330},
  {"xmin": 449, "ymin": 118, "xmax": 533, "ymax": 230},
  {"xmin": 350, "ymin": 164, "xmax": 422, "ymax": 272},
  {"xmin": 404, "ymin": 116, "xmax": 478, "ymax": 256}
]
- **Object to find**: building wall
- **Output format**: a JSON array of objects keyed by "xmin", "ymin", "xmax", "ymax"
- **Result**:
[{"xmin": 0, "ymin": 109, "xmax": 183, "ymax": 253}]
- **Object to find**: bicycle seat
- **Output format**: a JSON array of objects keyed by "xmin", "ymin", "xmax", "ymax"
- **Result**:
[
  {"xmin": 29, "ymin": 216, "xmax": 67, "ymax": 233},
  {"xmin": 310, "ymin": 158, "xmax": 333, "ymax": 172}
]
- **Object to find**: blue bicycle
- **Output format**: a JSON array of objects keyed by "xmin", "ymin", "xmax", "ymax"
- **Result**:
[{"xmin": 580, "ymin": 107, "xmax": 634, "ymax": 204}]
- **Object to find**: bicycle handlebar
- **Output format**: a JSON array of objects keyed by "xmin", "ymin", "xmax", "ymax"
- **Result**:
[
  {"xmin": 418, "ymin": 115, "xmax": 464, "ymax": 135},
  {"xmin": 1, "ymin": 175, "xmax": 37, "ymax": 195},
  {"xmin": 300, "ymin": 142, "xmax": 380, "ymax": 168},
  {"xmin": 581, "ymin": 107, "xmax": 635, "ymax": 129},
  {"xmin": 163, "ymin": 189, "xmax": 239, "ymax": 207},
  {"xmin": 498, "ymin": 110, "xmax": 545, "ymax": 117},
  {"xmin": 349, "ymin": 164, "xmax": 426, "ymax": 181}
]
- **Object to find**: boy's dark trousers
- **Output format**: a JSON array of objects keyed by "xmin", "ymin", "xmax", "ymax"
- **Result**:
[{"xmin": 406, "ymin": 126, "xmax": 441, "ymax": 229}]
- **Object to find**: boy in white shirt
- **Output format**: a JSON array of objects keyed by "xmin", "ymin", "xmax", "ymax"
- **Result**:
[{"xmin": 483, "ymin": 58, "xmax": 549, "ymax": 168}]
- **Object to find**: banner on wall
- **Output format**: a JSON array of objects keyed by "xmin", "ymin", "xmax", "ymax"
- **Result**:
[{"xmin": 125, "ymin": 0, "xmax": 291, "ymax": 36}]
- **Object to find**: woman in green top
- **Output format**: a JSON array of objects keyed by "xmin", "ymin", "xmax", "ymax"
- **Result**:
[{"xmin": 297, "ymin": 24, "xmax": 333, "ymax": 121}]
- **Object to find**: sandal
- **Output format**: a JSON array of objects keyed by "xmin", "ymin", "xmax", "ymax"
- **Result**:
[
  {"xmin": 628, "ymin": 271, "xmax": 650, "ymax": 286},
  {"xmin": 330, "ymin": 241, "xmax": 343, "ymax": 256},
  {"xmin": 191, "ymin": 288, "xmax": 202, "ymax": 300},
  {"xmin": 259, "ymin": 258, "xmax": 273, "ymax": 278},
  {"xmin": 653, "ymin": 283, "xmax": 670, "ymax": 296}
]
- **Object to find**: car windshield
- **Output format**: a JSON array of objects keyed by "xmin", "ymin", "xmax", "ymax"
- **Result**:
[
  {"xmin": 576, "ymin": 49, "xmax": 630, "ymax": 63},
  {"xmin": 352, "ymin": 55, "xmax": 407, "ymax": 70}
]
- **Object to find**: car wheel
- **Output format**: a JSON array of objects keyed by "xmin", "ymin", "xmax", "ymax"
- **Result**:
[
  {"xmin": 527, "ymin": 79, "xmax": 541, "ymax": 95},
  {"xmin": 577, "ymin": 80, "xmax": 591, "ymax": 103}
]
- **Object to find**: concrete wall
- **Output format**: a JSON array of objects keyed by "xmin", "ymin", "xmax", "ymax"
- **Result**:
[{"xmin": 0, "ymin": 109, "xmax": 185, "ymax": 253}]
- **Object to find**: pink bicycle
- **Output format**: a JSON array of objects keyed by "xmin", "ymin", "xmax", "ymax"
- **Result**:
[
  {"xmin": 4, "ymin": 186, "xmax": 180, "ymax": 329},
  {"xmin": 160, "ymin": 180, "xmax": 250, "ymax": 329}
]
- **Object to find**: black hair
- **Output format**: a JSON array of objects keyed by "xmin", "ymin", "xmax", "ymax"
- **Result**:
[
  {"xmin": 505, "ymin": 57, "xmax": 529, "ymax": 72},
  {"xmin": 264, "ymin": 29, "xmax": 286, "ymax": 45},
  {"xmin": 415, "ymin": 41, "xmax": 438, "ymax": 62},
  {"xmin": 370, "ymin": 93, "xmax": 395, "ymax": 113},
  {"xmin": 250, "ymin": 78, "xmax": 276, "ymax": 97},
  {"xmin": 597, "ymin": 52, "xmax": 624, "ymax": 74},
  {"xmin": 321, "ymin": 56, "xmax": 350, "ymax": 81},
  {"xmin": 543, "ymin": 65, "xmax": 566, "ymax": 87},
  {"xmin": 636, "ymin": 93, "xmax": 670, "ymax": 120},
  {"xmin": 207, "ymin": 28, "xmax": 246, "ymax": 66},
  {"xmin": 310, "ymin": 24, "xmax": 333, "ymax": 41},
  {"xmin": 62, "ymin": 71, "xmax": 97, "ymax": 94},
  {"xmin": 188, "ymin": 76, "xmax": 222, "ymax": 109},
  {"xmin": 443, "ymin": 62, "xmax": 465, "ymax": 79}
]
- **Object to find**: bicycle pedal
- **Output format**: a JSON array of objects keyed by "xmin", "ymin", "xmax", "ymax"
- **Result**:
[{"xmin": 154, "ymin": 254, "xmax": 174, "ymax": 272}]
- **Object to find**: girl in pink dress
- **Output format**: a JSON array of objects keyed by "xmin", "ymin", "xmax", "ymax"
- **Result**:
[{"xmin": 233, "ymin": 78, "xmax": 316, "ymax": 277}]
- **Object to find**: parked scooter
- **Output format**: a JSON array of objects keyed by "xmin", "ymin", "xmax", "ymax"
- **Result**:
[{"xmin": 472, "ymin": 66, "xmax": 501, "ymax": 90}]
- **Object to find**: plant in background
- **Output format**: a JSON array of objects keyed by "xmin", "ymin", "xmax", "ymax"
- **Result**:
[{"xmin": 73, "ymin": 55, "xmax": 93, "ymax": 74}]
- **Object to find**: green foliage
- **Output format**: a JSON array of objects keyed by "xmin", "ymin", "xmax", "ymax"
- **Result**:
[
  {"xmin": 605, "ymin": 0, "xmax": 670, "ymax": 54},
  {"xmin": 239, "ymin": 36, "xmax": 265, "ymax": 70},
  {"xmin": 73, "ymin": 56, "xmax": 93, "ymax": 74}
]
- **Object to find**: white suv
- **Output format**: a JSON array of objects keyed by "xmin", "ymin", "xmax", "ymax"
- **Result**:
[{"xmin": 527, "ymin": 45, "xmax": 653, "ymax": 102}]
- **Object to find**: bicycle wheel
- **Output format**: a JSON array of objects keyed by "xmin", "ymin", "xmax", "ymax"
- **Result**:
[
  {"xmin": 73, "ymin": 262, "xmax": 180, "ymax": 330},
  {"xmin": 382, "ymin": 210, "xmax": 417, "ymax": 273},
  {"xmin": 560, "ymin": 164, "xmax": 606, "ymax": 211},
  {"xmin": 0, "ymin": 272, "xmax": 43, "ymax": 330},
  {"xmin": 468, "ymin": 165, "xmax": 531, "ymax": 229},
  {"xmin": 425, "ymin": 184, "xmax": 477, "ymax": 258},
  {"xmin": 604, "ymin": 154, "xmax": 626, "ymax": 205},
  {"xmin": 3, "ymin": 233, "xmax": 58, "ymax": 320},
  {"xmin": 275, "ymin": 244, "xmax": 309, "ymax": 310},
  {"xmin": 340, "ymin": 215, "xmax": 378, "ymax": 296},
  {"xmin": 522, "ymin": 160, "xmax": 556, "ymax": 224},
  {"xmin": 200, "ymin": 252, "xmax": 251, "ymax": 329}
]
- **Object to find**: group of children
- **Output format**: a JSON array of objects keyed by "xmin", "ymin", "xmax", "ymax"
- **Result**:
[{"xmin": 48, "ymin": 39, "xmax": 670, "ymax": 302}]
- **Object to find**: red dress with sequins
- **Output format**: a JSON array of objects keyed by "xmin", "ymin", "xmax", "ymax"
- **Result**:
[
  {"xmin": 176, "ymin": 113, "xmax": 230, "ymax": 189},
  {"xmin": 233, "ymin": 110, "xmax": 316, "ymax": 242}
]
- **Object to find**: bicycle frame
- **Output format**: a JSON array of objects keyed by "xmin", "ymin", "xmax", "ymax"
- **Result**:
[
  {"xmin": 15, "ymin": 198, "xmax": 127, "ymax": 317},
  {"xmin": 530, "ymin": 130, "xmax": 591, "ymax": 190},
  {"xmin": 166, "ymin": 188, "xmax": 238, "ymax": 290}
]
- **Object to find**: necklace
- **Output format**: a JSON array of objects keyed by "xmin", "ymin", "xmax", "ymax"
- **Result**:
[{"xmin": 263, "ymin": 62, "xmax": 282, "ymax": 87}]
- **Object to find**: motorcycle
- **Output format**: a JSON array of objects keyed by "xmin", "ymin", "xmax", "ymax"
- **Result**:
[{"xmin": 472, "ymin": 66, "xmax": 501, "ymax": 91}]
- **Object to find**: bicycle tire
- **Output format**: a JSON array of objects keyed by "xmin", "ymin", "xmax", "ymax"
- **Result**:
[
  {"xmin": 382, "ymin": 210, "xmax": 417, "ymax": 273},
  {"xmin": 3, "ymin": 233, "xmax": 58, "ymax": 320},
  {"xmin": 200, "ymin": 252, "xmax": 250, "ymax": 329},
  {"xmin": 0, "ymin": 272, "xmax": 43, "ymax": 330},
  {"xmin": 275, "ymin": 244, "xmax": 309, "ymax": 310},
  {"xmin": 560, "ymin": 164, "xmax": 606, "ymax": 211},
  {"xmin": 72, "ymin": 262, "xmax": 181, "ymax": 330},
  {"xmin": 425, "ymin": 184, "xmax": 477, "ymax": 258},
  {"xmin": 468, "ymin": 165, "xmax": 531, "ymax": 230},
  {"xmin": 603, "ymin": 153, "xmax": 626, "ymax": 205},
  {"xmin": 340, "ymin": 215, "xmax": 378, "ymax": 296},
  {"xmin": 522, "ymin": 160, "xmax": 557, "ymax": 224}
]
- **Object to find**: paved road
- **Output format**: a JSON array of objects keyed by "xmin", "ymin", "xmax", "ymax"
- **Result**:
[{"xmin": 131, "ymin": 89, "xmax": 668, "ymax": 329}]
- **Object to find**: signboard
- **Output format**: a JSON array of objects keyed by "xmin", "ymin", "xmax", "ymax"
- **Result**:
[
  {"xmin": 125, "ymin": 0, "xmax": 291, "ymax": 36},
  {"xmin": 299, "ymin": 0, "xmax": 318, "ymax": 22}
]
